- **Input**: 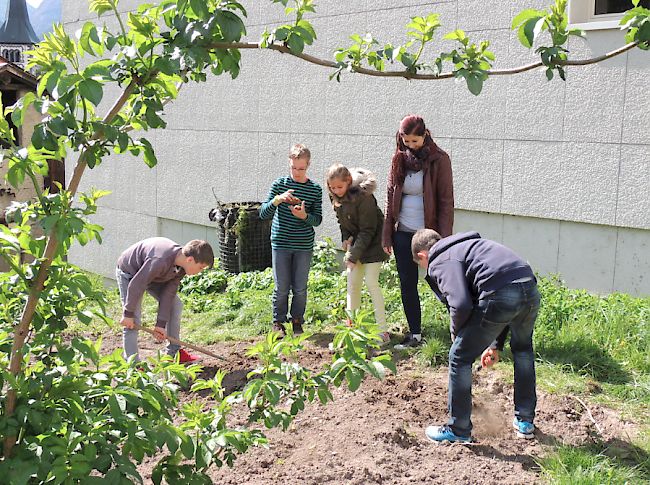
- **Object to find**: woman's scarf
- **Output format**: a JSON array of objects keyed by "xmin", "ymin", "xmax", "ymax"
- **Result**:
[{"xmin": 403, "ymin": 145, "xmax": 433, "ymax": 172}]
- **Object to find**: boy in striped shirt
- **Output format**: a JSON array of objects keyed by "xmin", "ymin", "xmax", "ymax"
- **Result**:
[{"xmin": 259, "ymin": 144, "xmax": 322, "ymax": 336}]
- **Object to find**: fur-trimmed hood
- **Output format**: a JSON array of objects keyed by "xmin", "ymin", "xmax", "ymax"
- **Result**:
[{"xmin": 329, "ymin": 168, "xmax": 377, "ymax": 207}]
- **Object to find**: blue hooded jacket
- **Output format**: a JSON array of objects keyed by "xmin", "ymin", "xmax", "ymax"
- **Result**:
[{"xmin": 424, "ymin": 231, "xmax": 534, "ymax": 339}]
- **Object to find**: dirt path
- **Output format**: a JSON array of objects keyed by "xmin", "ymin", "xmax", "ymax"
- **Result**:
[{"xmin": 94, "ymin": 330, "xmax": 639, "ymax": 485}]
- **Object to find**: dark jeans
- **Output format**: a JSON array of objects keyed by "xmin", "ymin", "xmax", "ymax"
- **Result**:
[
  {"xmin": 447, "ymin": 279, "xmax": 540, "ymax": 438},
  {"xmin": 393, "ymin": 230, "xmax": 421, "ymax": 335},
  {"xmin": 272, "ymin": 248, "xmax": 313, "ymax": 323}
]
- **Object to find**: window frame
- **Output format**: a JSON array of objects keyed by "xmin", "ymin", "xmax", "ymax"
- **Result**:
[{"xmin": 568, "ymin": 0, "xmax": 634, "ymax": 30}]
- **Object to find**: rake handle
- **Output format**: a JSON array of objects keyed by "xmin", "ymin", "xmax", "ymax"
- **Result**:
[{"xmin": 132, "ymin": 323, "xmax": 227, "ymax": 361}]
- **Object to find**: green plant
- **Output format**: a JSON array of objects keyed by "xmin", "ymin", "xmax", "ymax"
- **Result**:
[{"xmin": 511, "ymin": 0, "xmax": 585, "ymax": 80}]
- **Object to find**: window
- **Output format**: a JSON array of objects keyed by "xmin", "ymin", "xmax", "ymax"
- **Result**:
[
  {"xmin": 569, "ymin": 0, "xmax": 650, "ymax": 29},
  {"xmin": 595, "ymin": 0, "xmax": 649, "ymax": 15},
  {"xmin": 2, "ymin": 48, "xmax": 22, "ymax": 65}
]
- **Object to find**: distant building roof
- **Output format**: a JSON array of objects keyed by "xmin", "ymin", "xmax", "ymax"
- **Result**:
[
  {"xmin": 0, "ymin": 55, "xmax": 38, "ymax": 89},
  {"xmin": 0, "ymin": 0, "xmax": 40, "ymax": 44}
]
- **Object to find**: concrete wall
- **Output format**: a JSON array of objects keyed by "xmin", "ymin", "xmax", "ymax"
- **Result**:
[{"xmin": 62, "ymin": 0, "xmax": 650, "ymax": 295}]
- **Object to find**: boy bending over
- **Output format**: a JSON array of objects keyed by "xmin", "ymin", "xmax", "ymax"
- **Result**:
[
  {"xmin": 412, "ymin": 229, "xmax": 540, "ymax": 442},
  {"xmin": 117, "ymin": 237, "xmax": 213, "ymax": 363}
]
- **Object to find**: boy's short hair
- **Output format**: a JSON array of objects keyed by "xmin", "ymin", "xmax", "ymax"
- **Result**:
[
  {"xmin": 411, "ymin": 229, "xmax": 442, "ymax": 259},
  {"xmin": 289, "ymin": 144, "xmax": 311, "ymax": 162},
  {"xmin": 183, "ymin": 240, "xmax": 214, "ymax": 268}
]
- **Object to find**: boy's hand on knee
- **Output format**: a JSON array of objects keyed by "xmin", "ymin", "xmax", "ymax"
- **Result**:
[
  {"xmin": 120, "ymin": 316, "xmax": 135, "ymax": 329},
  {"xmin": 153, "ymin": 326, "xmax": 167, "ymax": 342}
]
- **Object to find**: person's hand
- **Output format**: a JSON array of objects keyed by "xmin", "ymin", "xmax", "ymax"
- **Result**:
[
  {"xmin": 481, "ymin": 348, "xmax": 499, "ymax": 368},
  {"xmin": 342, "ymin": 236, "xmax": 353, "ymax": 250},
  {"xmin": 290, "ymin": 200, "xmax": 307, "ymax": 219},
  {"xmin": 274, "ymin": 190, "xmax": 301, "ymax": 206},
  {"xmin": 345, "ymin": 260, "xmax": 355, "ymax": 271},
  {"xmin": 153, "ymin": 326, "xmax": 167, "ymax": 342},
  {"xmin": 383, "ymin": 246, "xmax": 392, "ymax": 256},
  {"xmin": 120, "ymin": 316, "xmax": 135, "ymax": 329}
]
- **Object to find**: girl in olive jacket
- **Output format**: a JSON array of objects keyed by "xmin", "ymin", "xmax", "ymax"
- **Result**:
[{"xmin": 327, "ymin": 164, "xmax": 390, "ymax": 343}]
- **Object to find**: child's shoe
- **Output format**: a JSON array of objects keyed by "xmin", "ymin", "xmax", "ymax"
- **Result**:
[
  {"xmin": 178, "ymin": 349, "xmax": 200, "ymax": 363},
  {"xmin": 513, "ymin": 418, "xmax": 535, "ymax": 439},
  {"xmin": 425, "ymin": 425, "xmax": 472, "ymax": 443},
  {"xmin": 292, "ymin": 318, "xmax": 304, "ymax": 335},
  {"xmin": 394, "ymin": 334, "xmax": 422, "ymax": 350},
  {"xmin": 378, "ymin": 331, "xmax": 390, "ymax": 346},
  {"xmin": 273, "ymin": 321, "xmax": 287, "ymax": 338}
]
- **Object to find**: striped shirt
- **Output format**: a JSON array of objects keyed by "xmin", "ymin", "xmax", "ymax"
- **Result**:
[{"xmin": 259, "ymin": 176, "xmax": 323, "ymax": 251}]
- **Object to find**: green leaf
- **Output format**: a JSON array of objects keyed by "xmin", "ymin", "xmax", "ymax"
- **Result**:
[
  {"xmin": 190, "ymin": 0, "xmax": 209, "ymax": 20},
  {"xmin": 512, "ymin": 9, "xmax": 543, "ymax": 30},
  {"xmin": 287, "ymin": 32, "xmax": 305, "ymax": 54},
  {"xmin": 467, "ymin": 73, "xmax": 484, "ymax": 95},
  {"xmin": 54, "ymin": 74, "xmax": 83, "ymax": 98},
  {"xmin": 78, "ymin": 79, "xmax": 103, "ymax": 106},
  {"xmin": 443, "ymin": 30, "xmax": 466, "ymax": 42},
  {"xmin": 264, "ymin": 381, "xmax": 281, "ymax": 404},
  {"xmin": 180, "ymin": 435, "xmax": 195, "ymax": 459},
  {"xmin": 140, "ymin": 138, "xmax": 157, "ymax": 168},
  {"xmin": 10, "ymin": 464, "xmax": 39, "ymax": 485},
  {"xmin": 79, "ymin": 21, "xmax": 98, "ymax": 56},
  {"xmin": 48, "ymin": 116, "xmax": 68, "ymax": 136},
  {"xmin": 346, "ymin": 366, "xmax": 362, "ymax": 392},
  {"xmin": 520, "ymin": 17, "xmax": 544, "ymax": 48}
]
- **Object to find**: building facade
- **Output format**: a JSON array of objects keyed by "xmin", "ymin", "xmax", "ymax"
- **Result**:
[{"xmin": 61, "ymin": 0, "xmax": 650, "ymax": 295}]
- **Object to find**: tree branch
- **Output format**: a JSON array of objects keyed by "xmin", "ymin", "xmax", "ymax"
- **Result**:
[{"xmin": 204, "ymin": 40, "xmax": 642, "ymax": 80}]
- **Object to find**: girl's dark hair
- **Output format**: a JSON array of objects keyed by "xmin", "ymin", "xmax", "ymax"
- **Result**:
[{"xmin": 389, "ymin": 114, "xmax": 435, "ymax": 184}]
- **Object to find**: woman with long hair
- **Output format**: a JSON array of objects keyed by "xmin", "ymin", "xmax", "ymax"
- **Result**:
[{"xmin": 382, "ymin": 114, "xmax": 454, "ymax": 349}]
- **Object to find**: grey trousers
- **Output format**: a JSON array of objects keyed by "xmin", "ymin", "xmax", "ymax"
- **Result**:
[{"xmin": 116, "ymin": 267, "xmax": 182, "ymax": 362}]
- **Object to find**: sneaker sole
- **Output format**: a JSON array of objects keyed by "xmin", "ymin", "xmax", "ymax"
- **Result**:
[{"xmin": 425, "ymin": 433, "xmax": 472, "ymax": 444}]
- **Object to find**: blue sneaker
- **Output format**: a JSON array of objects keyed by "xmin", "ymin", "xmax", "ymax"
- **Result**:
[
  {"xmin": 425, "ymin": 425, "xmax": 472, "ymax": 443},
  {"xmin": 513, "ymin": 418, "xmax": 535, "ymax": 439}
]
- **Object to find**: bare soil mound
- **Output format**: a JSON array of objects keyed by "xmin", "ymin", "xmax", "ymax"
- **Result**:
[{"xmin": 95, "ymin": 330, "xmax": 639, "ymax": 485}]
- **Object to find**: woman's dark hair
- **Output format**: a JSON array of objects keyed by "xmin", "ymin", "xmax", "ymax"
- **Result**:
[{"xmin": 389, "ymin": 114, "xmax": 435, "ymax": 184}]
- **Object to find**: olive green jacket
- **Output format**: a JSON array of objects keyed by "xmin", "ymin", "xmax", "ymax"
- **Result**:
[{"xmin": 328, "ymin": 168, "xmax": 390, "ymax": 265}]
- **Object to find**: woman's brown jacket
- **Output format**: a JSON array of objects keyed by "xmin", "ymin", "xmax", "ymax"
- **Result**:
[{"xmin": 381, "ymin": 145, "xmax": 454, "ymax": 248}]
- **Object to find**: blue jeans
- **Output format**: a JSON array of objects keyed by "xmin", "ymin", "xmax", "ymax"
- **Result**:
[
  {"xmin": 272, "ymin": 249, "xmax": 313, "ymax": 323},
  {"xmin": 116, "ymin": 267, "xmax": 182, "ymax": 363},
  {"xmin": 393, "ymin": 230, "xmax": 421, "ymax": 334},
  {"xmin": 447, "ymin": 279, "xmax": 540, "ymax": 438}
]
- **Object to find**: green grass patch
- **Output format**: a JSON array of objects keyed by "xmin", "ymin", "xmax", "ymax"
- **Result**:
[{"xmin": 537, "ymin": 441, "xmax": 650, "ymax": 485}]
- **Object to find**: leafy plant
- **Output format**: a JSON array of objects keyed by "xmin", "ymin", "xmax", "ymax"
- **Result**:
[
  {"xmin": 441, "ymin": 30, "xmax": 494, "ymax": 94},
  {"xmin": 622, "ymin": 0, "xmax": 650, "ymax": 49},
  {"xmin": 511, "ymin": 0, "xmax": 586, "ymax": 80}
]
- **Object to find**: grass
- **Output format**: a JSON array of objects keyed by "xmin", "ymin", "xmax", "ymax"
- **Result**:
[
  {"xmin": 537, "ymin": 441, "xmax": 650, "ymax": 485},
  {"xmin": 66, "ymin": 240, "xmax": 650, "ymax": 485}
]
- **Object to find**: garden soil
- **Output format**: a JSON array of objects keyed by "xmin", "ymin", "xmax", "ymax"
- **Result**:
[{"xmin": 95, "ymin": 330, "xmax": 640, "ymax": 485}]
